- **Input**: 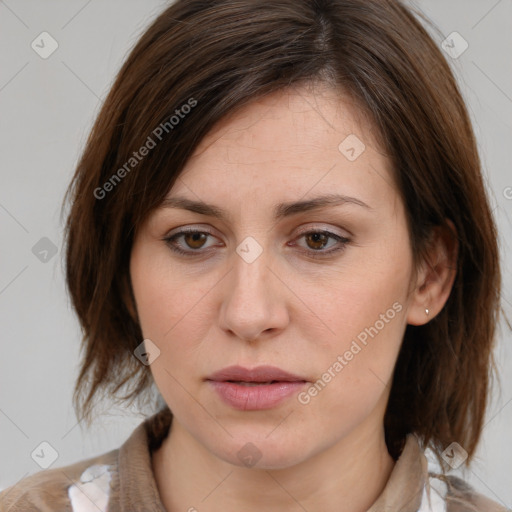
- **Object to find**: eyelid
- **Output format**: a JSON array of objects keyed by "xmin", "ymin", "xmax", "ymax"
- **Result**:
[
  {"xmin": 293, "ymin": 223, "xmax": 351, "ymax": 238},
  {"xmin": 165, "ymin": 224, "xmax": 215, "ymax": 236},
  {"xmin": 162, "ymin": 224, "xmax": 352, "ymax": 260},
  {"xmin": 165, "ymin": 222, "xmax": 350, "ymax": 240}
]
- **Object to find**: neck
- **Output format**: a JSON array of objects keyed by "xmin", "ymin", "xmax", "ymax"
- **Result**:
[{"xmin": 152, "ymin": 419, "xmax": 395, "ymax": 512}]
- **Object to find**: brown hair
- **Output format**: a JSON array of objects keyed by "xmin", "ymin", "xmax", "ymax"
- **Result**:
[{"xmin": 62, "ymin": 0, "xmax": 502, "ymax": 467}]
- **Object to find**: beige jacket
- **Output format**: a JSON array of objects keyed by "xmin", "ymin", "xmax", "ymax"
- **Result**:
[{"xmin": 0, "ymin": 407, "xmax": 508, "ymax": 511}]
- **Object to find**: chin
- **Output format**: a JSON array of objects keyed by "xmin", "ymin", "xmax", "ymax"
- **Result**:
[{"xmin": 207, "ymin": 430, "xmax": 314, "ymax": 470}]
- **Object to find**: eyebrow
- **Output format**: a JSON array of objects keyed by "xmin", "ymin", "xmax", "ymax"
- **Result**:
[{"xmin": 158, "ymin": 193, "xmax": 372, "ymax": 222}]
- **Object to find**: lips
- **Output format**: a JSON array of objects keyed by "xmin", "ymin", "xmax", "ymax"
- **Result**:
[
  {"xmin": 207, "ymin": 365, "xmax": 307, "ymax": 383},
  {"xmin": 206, "ymin": 365, "xmax": 308, "ymax": 410}
]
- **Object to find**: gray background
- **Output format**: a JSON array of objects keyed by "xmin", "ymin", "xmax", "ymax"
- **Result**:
[{"xmin": 1, "ymin": 0, "xmax": 511, "ymax": 507}]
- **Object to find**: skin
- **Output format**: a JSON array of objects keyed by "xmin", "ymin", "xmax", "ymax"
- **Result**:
[{"xmin": 129, "ymin": 82, "xmax": 457, "ymax": 512}]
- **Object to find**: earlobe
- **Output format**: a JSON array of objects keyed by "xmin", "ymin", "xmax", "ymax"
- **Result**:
[{"xmin": 406, "ymin": 220, "xmax": 459, "ymax": 326}]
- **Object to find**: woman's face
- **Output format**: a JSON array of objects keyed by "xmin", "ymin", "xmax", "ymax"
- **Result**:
[{"xmin": 130, "ymin": 84, "xmax": 419, "ymax": 469}]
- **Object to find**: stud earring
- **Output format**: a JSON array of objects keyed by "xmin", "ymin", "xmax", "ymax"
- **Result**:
[{"xmin": 425, "ymin": 308, "xmax": 430, "ymax": 316}]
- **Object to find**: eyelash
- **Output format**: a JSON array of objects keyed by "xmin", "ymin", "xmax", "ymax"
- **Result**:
[{"xmin": 162, "ymin": 227, "xmax": 351, "ymax": 259}]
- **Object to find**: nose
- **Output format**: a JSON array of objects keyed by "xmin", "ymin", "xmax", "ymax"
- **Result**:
[{"xmin": 218, "ymin": 247, "xmax": 289, "ymax": 343}]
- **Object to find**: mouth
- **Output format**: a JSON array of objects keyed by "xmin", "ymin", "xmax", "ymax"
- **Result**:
[
  {"xmin": 206, "ymin": 365, "xmax": 308, "ymax": 410},
  {"xmin": 225, "ymin": 381, "xmax": 281, "ymax": 386},
  {"xmin": 207, "ymin": 364, "xmax": 308, "ymax": 383}
]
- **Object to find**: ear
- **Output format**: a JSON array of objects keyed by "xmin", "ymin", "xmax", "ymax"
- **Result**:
[{"xmin": 407, "ymin": 219, "xmax": 459, "ymax": 326}]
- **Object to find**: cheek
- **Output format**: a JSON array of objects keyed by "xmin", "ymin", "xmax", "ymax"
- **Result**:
[
  {"xmin": 130, "ymin": 241, "xmax": 211, "ymax": 341},
  {"xmin": 300, "ymin": 238, "xmax": 411, "ymax": 346},
  {"xmin": 296, "ymin": 293, "xmax": 406, "ymax": 437},
  {"xmin": 295, "ymin": 237, "xmax": 410, "ymax": 406},
  {"xmin": 130, "ymin": 242, "xmax": 224, "ymax": 401}
]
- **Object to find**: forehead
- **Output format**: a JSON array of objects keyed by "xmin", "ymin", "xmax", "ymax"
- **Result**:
[
  {"xmin": 193, "ymin": 83, "xmax": 380, "ymax": 155},
  {"xmin": 168, "ymin": 84, "xmax": 397, "ymax": 212}
]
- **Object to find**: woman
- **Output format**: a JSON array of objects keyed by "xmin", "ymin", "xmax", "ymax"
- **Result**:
[{"xmin": 1, "ymin": 0, "xmax": 507, "ymax": 510}]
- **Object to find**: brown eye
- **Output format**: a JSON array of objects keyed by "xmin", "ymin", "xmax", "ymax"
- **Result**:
[
  {"xmin": 164, "ymin": 229, "xmax": 217, "ymax": 256},
  {"xmin": 183, "ymin": 232, "xmax": 208, "ymax": 249},
  {"xmin": 164, "ymin": 228, "xmax": 350, "ymax": 259},
  {"xmin": 293, "ymin": 229, "xmax": 351, "ymax": 259},
  {"xmin": 304, "ymin": 232, "xmax": 330, "ymax": 251}
]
